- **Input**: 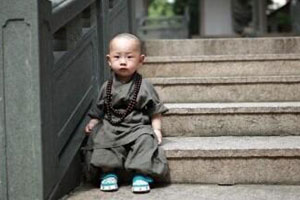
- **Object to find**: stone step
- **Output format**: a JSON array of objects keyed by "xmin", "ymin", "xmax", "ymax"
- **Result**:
[
  {"xmin": 139, "ymin": 54, "xmax": 300, "ymax": 78},
  {"xmin": 163, "ymin": 136, "xmax": 300, "ymax": 185},
  {"xmin": 162, "ymin": 102, "xmax": 300, "ymax": 137},
  {"xmin": 144, "ymin": 37, "xmax": 300, "ymax": 56},
  {"xmin": 147, "ymin": 76, "xmax": 300, "ymax": 103},
  {"xmin": 63, "ymin": 183, "xmax": 300, "ymax": 200}
]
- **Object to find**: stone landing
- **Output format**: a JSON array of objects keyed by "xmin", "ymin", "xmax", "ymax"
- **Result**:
[{"xmin": 62, "ymin": 184, "xmax": 300, "ymax": 200}]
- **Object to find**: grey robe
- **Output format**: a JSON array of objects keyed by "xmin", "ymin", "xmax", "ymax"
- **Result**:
[
  {"xmin": 88, "ymin": 73, "xmax": 168, "ymax": 177},
  {"xmin": 88, "ymin": 72, "xmax": 168, "ymax": 148}
]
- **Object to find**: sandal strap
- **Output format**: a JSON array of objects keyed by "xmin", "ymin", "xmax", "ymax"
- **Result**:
[{"xmin": 101, "ymin": 173, "xmax": 118, "ymax": 180}]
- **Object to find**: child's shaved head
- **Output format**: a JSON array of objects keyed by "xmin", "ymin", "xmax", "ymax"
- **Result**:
[{"xmin": 109, "ymin": 33, "xmax": 143, "ymax": 54}]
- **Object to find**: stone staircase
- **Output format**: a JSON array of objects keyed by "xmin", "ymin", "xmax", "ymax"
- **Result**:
[
  {"xmin": 140, "ymin": 37, "xmax": 300, "ymax": 185},
  {"xmin": 64, "ymin": 37, "xmax": 300, "ymax": 199}
]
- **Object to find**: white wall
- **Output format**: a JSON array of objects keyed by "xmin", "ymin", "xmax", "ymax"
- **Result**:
[{"xmin": 201, "ymin": 0, "xmax": 235, "ymax": 36}]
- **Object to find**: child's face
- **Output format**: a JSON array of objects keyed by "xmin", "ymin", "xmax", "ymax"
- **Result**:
[{"xmin": 107, "ymin": 37, "xmax": 144, "ymax": 82}]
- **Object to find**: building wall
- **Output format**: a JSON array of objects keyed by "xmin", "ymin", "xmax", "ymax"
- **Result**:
[{"xmin": 201, "ymin": 0, "xmax": 235, "ymax": 36}]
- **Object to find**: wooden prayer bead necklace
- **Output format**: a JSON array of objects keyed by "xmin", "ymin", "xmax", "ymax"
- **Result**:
[{"xmin": 105, "ymin": 73, "xmax": 142, "ymax": 125}]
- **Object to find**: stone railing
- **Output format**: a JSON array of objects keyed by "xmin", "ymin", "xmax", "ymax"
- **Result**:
[{"xmin": 0, "ymin": 0, "xmax": 135, "ymax": 199}]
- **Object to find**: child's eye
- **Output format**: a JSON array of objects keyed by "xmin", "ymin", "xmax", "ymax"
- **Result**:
[
  {"xmin": 127, "ymin": 56, "xmax": 133, "ymax": 59},
  {"xmin": 114, "ymin": 56, "xmax": 120, "ymax": 59}
]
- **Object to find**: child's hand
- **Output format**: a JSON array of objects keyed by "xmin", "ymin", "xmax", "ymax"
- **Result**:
[
  {"xmin": 85, "ymin": 119, "xmax": 100, "ymax": 135},
  {"xmin": 153, "ymin": 129, "xmax": 162, "ymax": 145},
  {"xmin": 151, "ymin": 114, "xmax": 163, "ymax": 145}
]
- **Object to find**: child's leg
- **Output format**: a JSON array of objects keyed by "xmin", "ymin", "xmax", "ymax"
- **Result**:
[
  {"xmin": 124, "ymin": 134, "xmax": 168, "ymax": 177},
  {"xmin": 124, "ymin": 134, "xmax": 168, "ymax": 192},
  {"xmin": 91, "ymin": 146, "xmax": 126, "ymax": 170},
  {"xmin": 90, "ymin": 147, "xmax": 127, "ymax": 191},
  {"xmin": 102, "ymin": 167, "xmax": 114, "ymax": 173}
]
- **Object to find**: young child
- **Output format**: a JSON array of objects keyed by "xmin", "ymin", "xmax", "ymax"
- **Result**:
[{"xmin": 85, "ymin": 33, "xmax": 168, "ymax": 193}]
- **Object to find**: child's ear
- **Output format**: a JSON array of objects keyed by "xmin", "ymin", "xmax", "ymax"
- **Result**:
[
  {"xmin": 139, "ymin": 54, "xmax": 145, "ymax": 63},
  {"xmin": 106, "ymin": 54, "xmax": 111, "ymax": 66}
]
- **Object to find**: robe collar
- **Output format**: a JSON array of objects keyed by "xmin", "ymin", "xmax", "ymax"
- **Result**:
[{"xmin": 112, "ymin": 72, "xmax": 139, "ymax": 88}]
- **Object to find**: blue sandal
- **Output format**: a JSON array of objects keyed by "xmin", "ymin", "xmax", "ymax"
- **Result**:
[
  {"xmin": 132, "ymin": 174, "xmax": 153, "ymax": 193},
  {"xmin": 100, "ymin": 173, "xmax": 118, "ymax": 191}
]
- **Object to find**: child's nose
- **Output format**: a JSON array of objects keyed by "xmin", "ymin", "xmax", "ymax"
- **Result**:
[{"xmin": 120, "ymin": 57, "xmax": 127, "ymax": 65}]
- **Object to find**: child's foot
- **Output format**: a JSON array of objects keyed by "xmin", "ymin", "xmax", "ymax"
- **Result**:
[
  {"xmin": 100, "ymin": 173, "xmax": 118, "ymax": 191},
  {"xmin": 132, "ymin": 174, "xmax": 153, "ymax": 193}
]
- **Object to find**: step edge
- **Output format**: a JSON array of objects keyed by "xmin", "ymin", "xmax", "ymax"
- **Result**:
[
  {"xmin": 145, "ymin": 54, "xmax": 300, "ymax": 63},
  {"xmin": 164, "ymin": 149, "xmax": 300, "ymax": 158},
  {"xmin": 162, "ymin": 136, "xmax": 300, "ymax": 158},
  {"xmin": 164, "ymin": 102, "xmax": 300, "ymax": 114},
  {"xmin": 146, "ymin": 76, "xmax": 300, "ymax": 85},
  {"xmin": 143, "ymin": 36, "xmax": 300, "ymax": 42}
]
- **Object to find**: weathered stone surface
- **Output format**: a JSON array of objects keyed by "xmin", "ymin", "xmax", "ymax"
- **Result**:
[
  {"xmin": 162, "ymin": 103, "xmax": 300, "ymax": 137},
  {"xmin": 66, "ymin": 15, "xmax": 82, "ymax": 50},
  {"xmin": 163, "ymin": 136, "xmax": 300, "ymax": 158},
  {"xmin": 144, "ymin": 37, "xmax": 300, "ymax": 56},
  {"xmin": 139, "ymin": 55, "xmax": 300, "ymax": 78},
  {"xmin": 0, "ymin": 26, "xmax": 6, "ymax": 200},
  {"xmin": 148, "ymin": 76, "xmax": 300, "ymax": 103},
  {"xmin": 51, "ymin": 0, "xmax": 96, "ymax": 33},
  {"xmin": 2, "ymin": 17, "xmax": 44, "ymax": 200},
  {"xmin": 128, "ymin": 37, "xmax": 300, "ymax": 189},
  {"xmin": 64, "ymin": 184, "xmax": 300, "ymax": 200},
  {"xmin": 165, "ymin": 102, "xmax": 300, "ymax": 114},
  {"xmin": 167, "ymin": 158, "xmax": 300, "ymax": 184},
  {"xmin": 163, "ymin": 136, "xmax": 300, "ymax": 184}
]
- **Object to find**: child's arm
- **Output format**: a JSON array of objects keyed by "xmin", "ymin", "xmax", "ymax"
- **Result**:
[
  {"xmin": 151, "ymin": 113, "xmax": 163, "ymax": 144},
  {"xmin": 85, "ymin": 118, "xmax": 100, "ymax": 135}
]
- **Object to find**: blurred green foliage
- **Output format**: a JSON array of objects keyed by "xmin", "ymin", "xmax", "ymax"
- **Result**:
[
  {"xmin": 148, "ymin": 0, "xmax": 199, "ymax": 36},
  {"xmin": 148, "ymin": 0, "xmax": 175, "ymax": 17}
]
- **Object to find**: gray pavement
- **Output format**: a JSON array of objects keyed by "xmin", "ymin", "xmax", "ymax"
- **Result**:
[{"xmin": 62, "ymin": 184, "xmax": 300, "ymax": 200}]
